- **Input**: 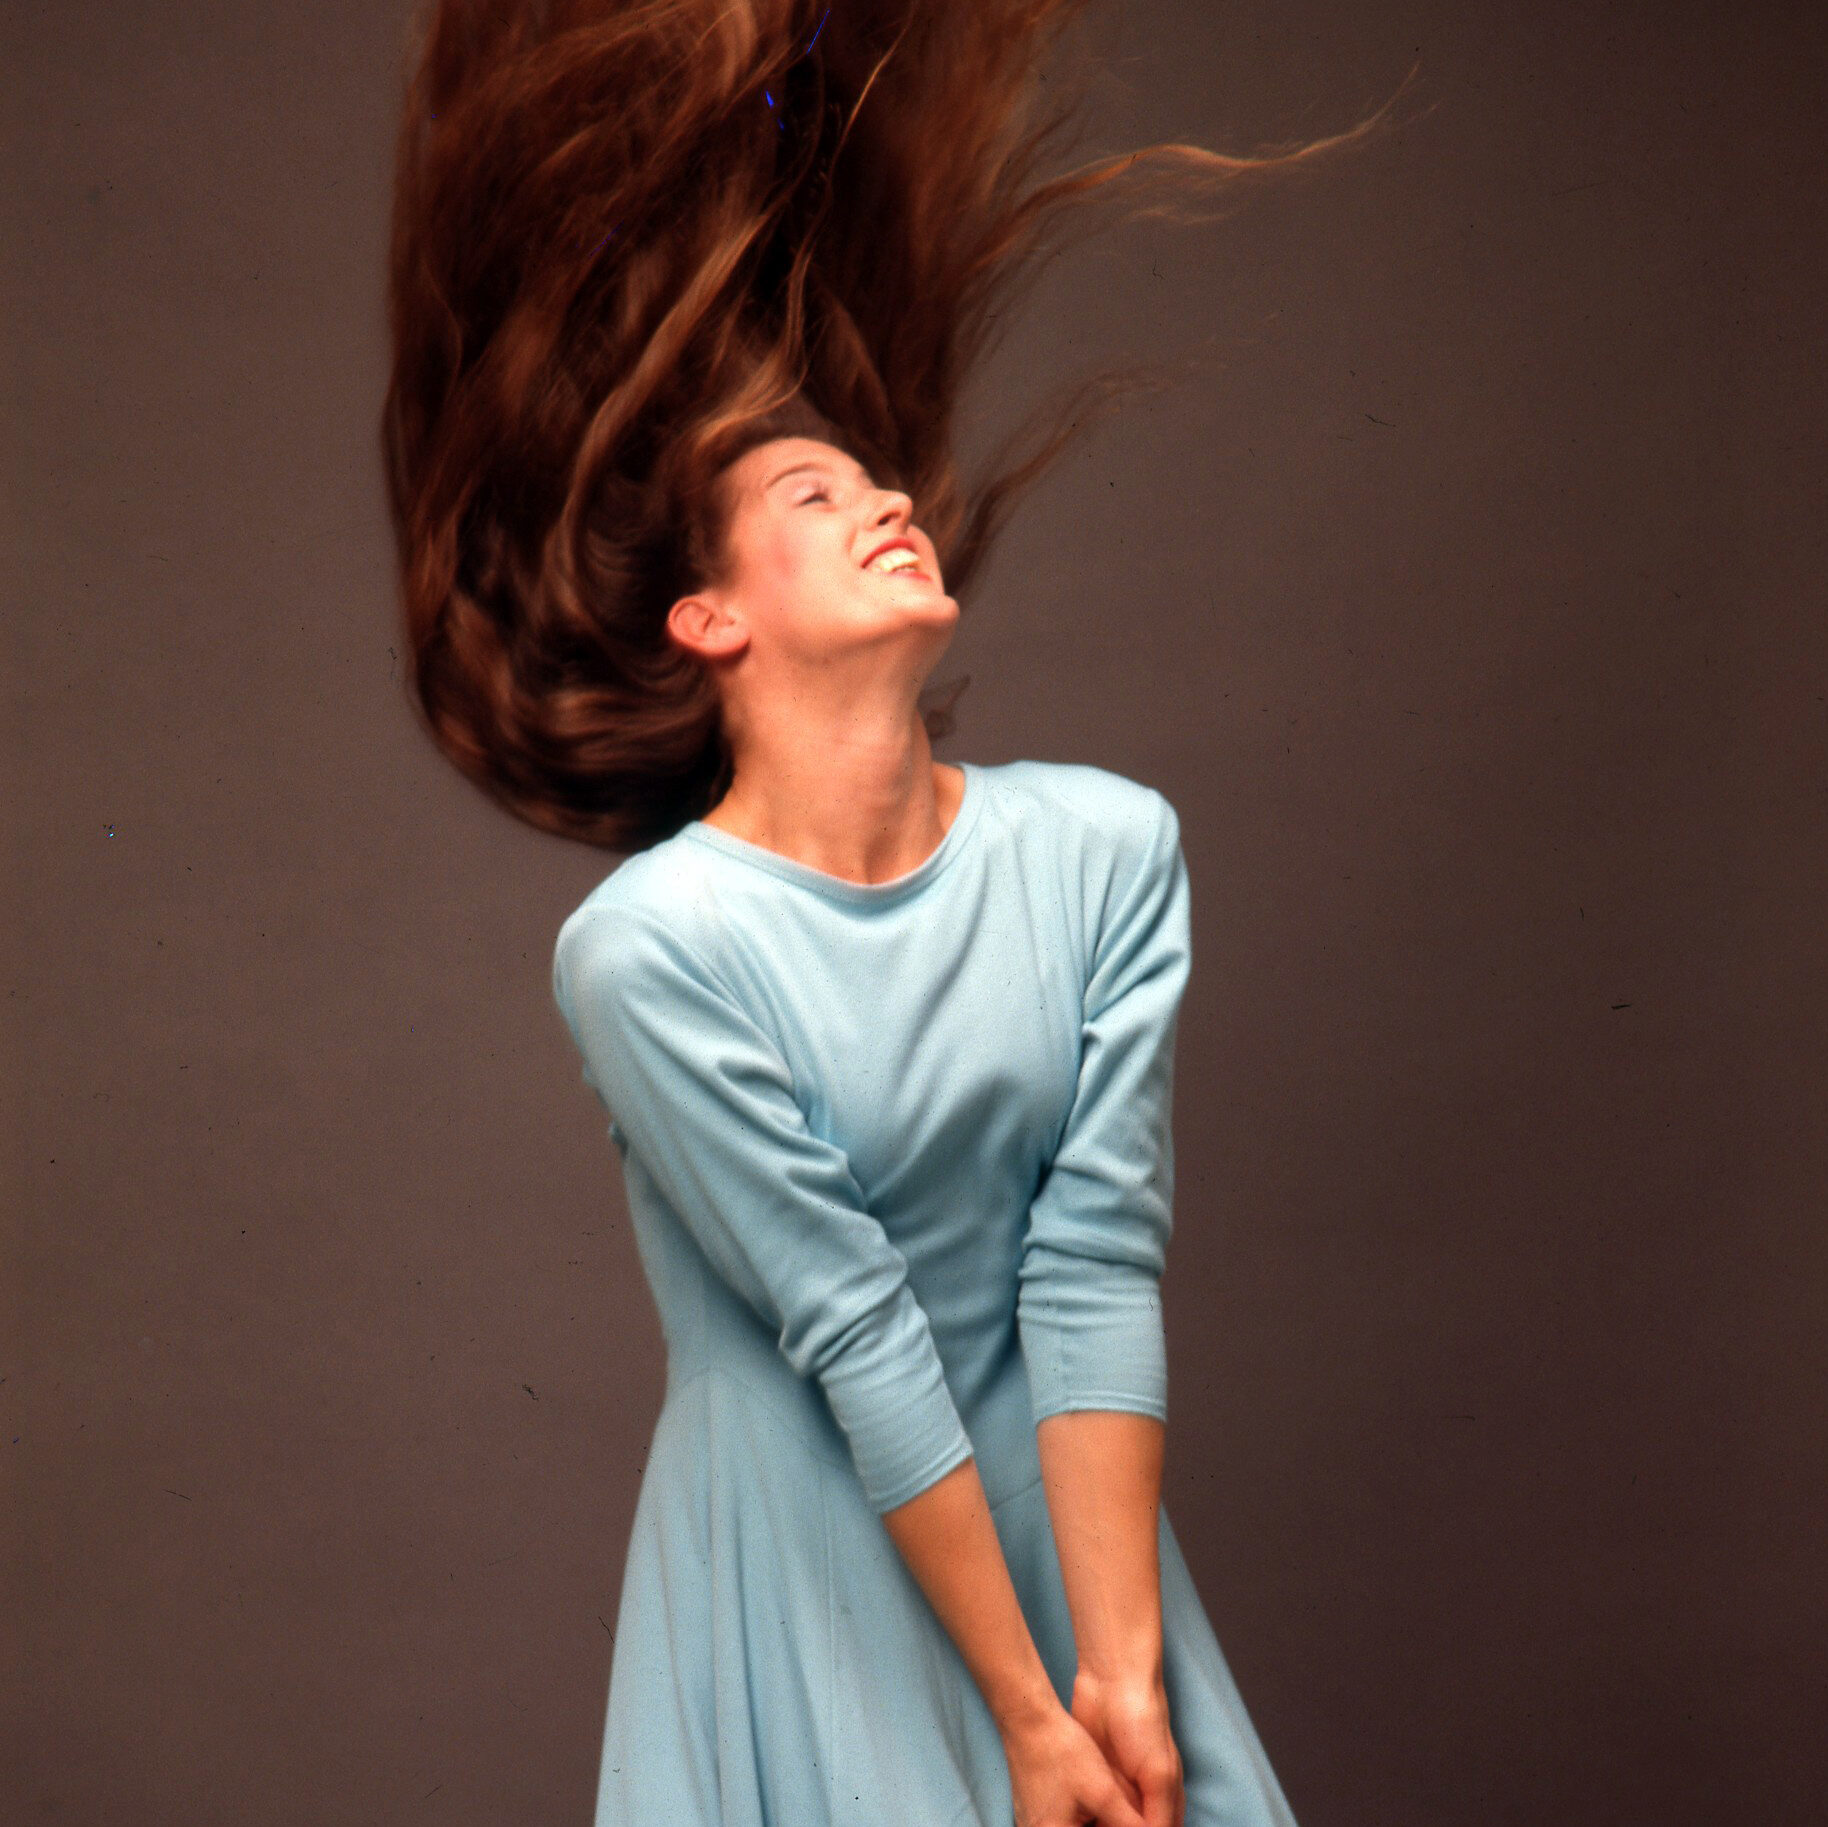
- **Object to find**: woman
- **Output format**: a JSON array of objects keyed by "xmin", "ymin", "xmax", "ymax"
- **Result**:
[{"xmin": 381, "ymin": 4, "xmax": 1404, "ymax": 1821}]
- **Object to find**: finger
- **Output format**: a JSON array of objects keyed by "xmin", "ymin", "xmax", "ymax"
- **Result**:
[
  {"xmin": 1086, "ymin": 1727, "xmax": 1141, "ymax": 1808},
  {"xmin": 1132, "ymin": 1751, "xmax": 1181, "ymax": 1827},
  {"xmin": 1095, "ymin": 1775, "xmax": 1149, "ymax": 1827}
]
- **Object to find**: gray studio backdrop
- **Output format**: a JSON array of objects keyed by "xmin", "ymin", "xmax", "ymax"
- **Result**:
[{"xmin": 6, "ymin": 1, "xmax": 1824, "ymax": 1823}]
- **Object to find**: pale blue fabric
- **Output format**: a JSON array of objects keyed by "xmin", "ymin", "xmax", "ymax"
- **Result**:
[{"xmin": 551, "ymin": 758, "xmax": 1297, "ymax": 1826}]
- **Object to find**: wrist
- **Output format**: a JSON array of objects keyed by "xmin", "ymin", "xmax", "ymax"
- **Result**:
[
  {"xmin": 988, "ymin": 1664, "xmax": 1067, "ymax": 1741},
  {"xmin": 1074, "ymin": 1624, "xmax": 1162, "ymax": 1689},
  {"xmin": 1073, "ymin": 1653, "xmax": 1166, "ymax": 1699}
]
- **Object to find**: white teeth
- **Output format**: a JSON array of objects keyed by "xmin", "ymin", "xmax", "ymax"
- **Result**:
[{"xmin": 867, "ymin": 548, "xmax": 921, "ymax": 574}]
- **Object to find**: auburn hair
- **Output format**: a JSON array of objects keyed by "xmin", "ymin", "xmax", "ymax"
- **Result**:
[{"xmin": 381, "ymin": 0, "xmax": 1415, "ymax": 851}]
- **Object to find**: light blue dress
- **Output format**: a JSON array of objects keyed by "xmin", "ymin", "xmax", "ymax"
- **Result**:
[{"xmin": 550, "ymin": 758, "xmax": 1296, "ymax": 1826}]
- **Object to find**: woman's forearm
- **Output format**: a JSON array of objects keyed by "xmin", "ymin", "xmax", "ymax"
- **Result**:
[
  {"xmin": 879, "ymin": 1455, "xmax": 1061, "ymax": 1734},
  {"xmin": 1034, "ymin": 1409, "xmax": 1167, "ymax": 1680}
]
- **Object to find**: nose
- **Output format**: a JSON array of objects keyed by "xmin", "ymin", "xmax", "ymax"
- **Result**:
[{"xmin": 868, "ymin": 485, "xmax": 914, "ymax": 528}]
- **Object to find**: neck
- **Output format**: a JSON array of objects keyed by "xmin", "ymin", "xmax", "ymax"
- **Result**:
[{"xmin": 704, "ymin": 702, "xmax": 963, "ymax": 886}]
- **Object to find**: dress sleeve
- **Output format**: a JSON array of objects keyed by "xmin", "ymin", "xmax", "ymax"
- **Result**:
[
  {"xmin": 1017, "ymin": 789, "xmax": 1192, "ymax": 1427},
  {"xmin": 551, "ymin": 904, "xmax": 977, "ymax": 1514}
]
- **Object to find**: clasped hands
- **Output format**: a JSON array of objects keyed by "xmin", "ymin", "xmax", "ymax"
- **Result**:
[{"xmin": 1002, "ymin": 1665, "xmax": 1185, "ymax": 1827}]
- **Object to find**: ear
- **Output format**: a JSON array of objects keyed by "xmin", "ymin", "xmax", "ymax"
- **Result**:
[{"xmin": 666, "ymin": 588, "xmax": 750, "ymax": 664}]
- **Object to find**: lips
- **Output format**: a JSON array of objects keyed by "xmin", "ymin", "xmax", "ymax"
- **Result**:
[{"xmin": 862, "ymin": 534, "xmax": 920, "ymax": 570}]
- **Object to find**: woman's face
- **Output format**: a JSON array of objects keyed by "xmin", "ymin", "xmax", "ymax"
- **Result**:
[{"xmin": 672, "ymin": 436, "xmax": 957, "ymax": 676}]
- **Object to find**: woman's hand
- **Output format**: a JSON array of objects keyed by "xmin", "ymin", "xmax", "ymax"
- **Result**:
[
  {"xmin": 1000, "ymin": 1696, "xmax": 1150, "ymax": 1827},
  {"xmin": 1068, "ymin": 1667, "xmax": 1185, "ymax": 1827}
]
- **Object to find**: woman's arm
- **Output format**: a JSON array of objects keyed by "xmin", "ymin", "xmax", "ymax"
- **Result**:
[
  {"xmin": 1035, "ymin": 1409, "xmax": 1165, "ymax": 1681},
  {"xmin": 1036, "ymin": 1410, "xmax": 1184, "ymax": 1827},
  {"xmin": 881, "ymin": 1455, "xmax": 1149, "ymax": 1827},
  {"xmin": 880, "ymin": 1458, "xmax": 1058, "ymax": 1729},
  {"xmin": 1013, "ymin": 782, "xmax": 1194, "ymax": 1826}
]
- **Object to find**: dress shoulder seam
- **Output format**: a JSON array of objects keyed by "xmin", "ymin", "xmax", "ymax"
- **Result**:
[{"xmin": 561, "ymin": 894, "xmax": 750, "ymax": 1012}]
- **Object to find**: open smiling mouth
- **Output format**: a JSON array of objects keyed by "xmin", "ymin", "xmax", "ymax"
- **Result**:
[{"xmin": 864, "ymin": 552, "xmax": 931, "ymax": 581}]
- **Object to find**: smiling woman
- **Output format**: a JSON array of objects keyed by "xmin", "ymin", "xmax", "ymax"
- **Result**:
[
  {"xmin": 379, "ymin": 3, "xmax": 1406, "ymax": 1822},
  {"xmin": 668, "ymin": 433, "xmax": 964, "ymax": 874}
]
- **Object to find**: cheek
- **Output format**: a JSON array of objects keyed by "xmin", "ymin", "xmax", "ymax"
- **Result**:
[{"xmin": 766, "ymin": 521, "xmax": 854, "ymax": 601}]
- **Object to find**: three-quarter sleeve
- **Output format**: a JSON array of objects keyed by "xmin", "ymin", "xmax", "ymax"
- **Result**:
[
  {"xmin": 552, "ymin": 904, "xmax": 976, "ymax": 1514},
  {"xmin": 1017, "ymin": 790, "xmax": 1191, "ymax": 1427}
]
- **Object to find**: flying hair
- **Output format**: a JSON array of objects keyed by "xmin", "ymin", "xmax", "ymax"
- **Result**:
[{"xmin": 380, "ymin": 0, "xmax": 1419, "ymax": 850}]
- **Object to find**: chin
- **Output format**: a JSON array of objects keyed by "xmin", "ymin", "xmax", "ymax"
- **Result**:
[
  {"xmin": 856, "ymin": 580, "xmax": 958, "ymax": 620},
  {"xmin": 913, "ymin": 581, "xmax": 960, "ymax": 614},
  {"xmin": 910, "ymin": 597, "xmax": 960, "ymax": 631}
]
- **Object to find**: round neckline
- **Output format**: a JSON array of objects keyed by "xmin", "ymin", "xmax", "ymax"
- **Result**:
[{"xmin": 679, "ymin": 762, "xmax": 983, "ymax": 905}]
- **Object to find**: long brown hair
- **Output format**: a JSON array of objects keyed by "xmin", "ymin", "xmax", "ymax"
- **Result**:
[{"xmin": 381, "ymin": 0, "xmax": 1415, "ymax": 851}]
